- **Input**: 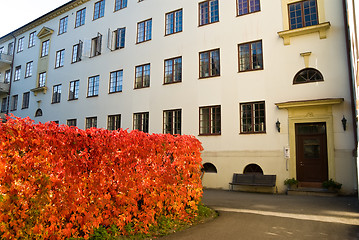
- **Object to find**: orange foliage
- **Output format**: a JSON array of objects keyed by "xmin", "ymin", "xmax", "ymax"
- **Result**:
[{"xmin": 0, "ymin": 116, "xmax": 203, "ymax": 239}]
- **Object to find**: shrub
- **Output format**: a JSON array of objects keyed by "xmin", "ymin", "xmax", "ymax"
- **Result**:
[{"xmin": 0, "ymin": 116, "xmax": 203, "ymax": 239}]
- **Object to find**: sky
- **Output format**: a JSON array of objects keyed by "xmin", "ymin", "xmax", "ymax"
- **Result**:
[{"xmin": 0, "ymin": 0, "xmax": 71, "ymax": 37}]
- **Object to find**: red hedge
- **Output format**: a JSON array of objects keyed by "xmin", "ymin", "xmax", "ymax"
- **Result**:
[{"xmin": 0, "ymin": 116, "xmax": 203, "ymax": 239}]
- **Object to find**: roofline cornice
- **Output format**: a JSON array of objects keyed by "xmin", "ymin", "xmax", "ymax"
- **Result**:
[{"xmin": 0, "ymin": 0, "xmax": 91, "ymax": 43}]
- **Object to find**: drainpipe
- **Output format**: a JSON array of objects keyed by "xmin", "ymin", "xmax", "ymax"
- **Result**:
[
  {"xmin": 5, "ymin": 34, "xmax": 16, "ymax": 116},
  {"xmin": 342, "ymin": 0, "xmax": 358, "ymax": 149},
  {"xmin": 342, "ymin": 0, "xmax": 359, "ymax": 197}
]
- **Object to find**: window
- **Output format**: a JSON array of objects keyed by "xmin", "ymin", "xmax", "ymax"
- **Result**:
[
  {"xmin": 72, "ymin": 41, "xmax": 83, "ymax": 63},
  {"xmin": 8, "ymin": 42, "xmax": 14, "ymax": 55},
  {"xmin": 109, "ymin": 70, "xmax": 123, "ymax": 93},
  {"xmin": 133, "ymin": 112, "xmax": 149, "ymax": 133},
  {"xmin": 199, "ymin": 49, "xmax": 220, "ymax": 78},
  {"xmin": 14, "ymin": 66, "xmax": 21, "ymax": 81},
  {"xmin": 28, "ymin": 31, "xmax": 36, "ymax": 47},
  {"xmin": 91, "ymin": 33, "xmax": 102, "ymax": 57},
  {"xmin": 4, "ymin": 70, "xmax": 10, "ymax": 83},
  {"xmin": 1, "ymin": 97, "xmax": 8, "ymax": 113},
  {"xmin": 59, "ymin": 16, "xmax": 68, "ymax": 35},
  {"xmin": 243, "ymin": 164, "xmax": 263, "ymax": 175},
  {"xmin": 69, "ymin": 80, "xmax": 80, "ymax": 100},
  {"xmin": 67, "ymin": 119, "xmax": 77, "ymax": 127},
  {"xmin": 240, "ymin": 101, "xmax": 265, "ymax": 133},
  {"xmin": 289, "ymin": 0, "xmax": 318, "ymax": 30},
  {"xmin": 115, "ymin": 0, "xmax": 127, "ymax": 11},
  {"xmin": 35, "ymin": 109, "xmax": 43, "ymax": 117},
  {"xmin": 88, "ymin": 75, "xmax": 99, "ymax": 97},
  {"xmin": 11, "ymin": 95, "xmax": 18, "ymax": 111},
  {"xmin": 22, "ymin": 92, "xmax": 30, "ymax": 109},
  {"xmin": 25, "ymin": 61, "xmax": 33, "ymax": 78},
  {"xmin": 293, "ymin": 68, "xmax": 323, "ymax": 84},
  {"xmin": 164, "ymin": 57, "xmax": 182, "ymax": 84},
  {"xmin": 163, "ymin": 109, "xmax": 181, "ymax": 134},
  {"xmin": 108, "ymin": 114, "xmax": 121, "ymax": 130},
  {"xmin": 238, "ymin": 40, "xmax": 263, "ymax": 72},
  {"xmin": 52, "ymin": 85, "xmax": 61, "ymax": 103},
  {"xmin": 199, "ymin": 0, "xmax": 219, "ymax": 26},
  {"xmin": 165, "ymin": 9, "xmax": 183, "ymax": 35},
  {"xmin": 86, "ymin": 117, "xmax": 97, "ymax": 129},
  {"xmin": 113, "ymin": 28, "xmax": 126, "ymax": 50},
  {"xmin": 237, "ymin": 0, "xmax": 260, "ymax": 16},
  {"xmin": 137, "ymin": 19, "xmax": 152, "ymax": 43},
  {"xmin": 38, "ymin": 72, "xmax": 46, "ymax": 87},
  {"xmin": 135, "ymin": 64, "xmax": 150, "ymax": 89},
  {"xmin": 94, "ymin": 0, "xmax": 105, "ymax": 20},
  {"xmin": 0, "ymin": 47, "xmax": 3, "ymax": 53},
  {"xmin": 199, "ymin": 105, "xmax": 221, "ymax": 135},
  {"xmin": 17, "ymin": 37, "xmax": 24, "ymax": 52},
  {"xmin": 41, "ymin": 40, "xmax": 50, "ymax": 57},
  {"xmin": 55, "ymin": 49, "xmax": 65, "ymax": 68},
  {"xmin": 75, "ymin": 8, "xmax": 86, "ymax": 27}
]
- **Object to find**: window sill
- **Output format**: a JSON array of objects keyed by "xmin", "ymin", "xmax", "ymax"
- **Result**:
[
  {"xmin": 240, "ymin": 131, "xmax": 266, "ymax": 135},
  {"xmin": 31, "ymin": 86, "xmax": 47, "ymax": 96},
  {"xmin": 199, "ymin": 133, "xmax": 221, "ymax": 136},
  {"xmin": 277, "ymin": 22, "xmax": 331, "ymax": 45}
]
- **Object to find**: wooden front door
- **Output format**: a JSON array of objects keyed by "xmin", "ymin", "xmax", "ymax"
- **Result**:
[{"xmin": 295, "ymin": 123, "xmax": 328, "ymax": 184}]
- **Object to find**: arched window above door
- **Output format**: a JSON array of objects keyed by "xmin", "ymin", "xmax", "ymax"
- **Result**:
[{"xmin": 293, "ymin": 68, "xmax": 324, "ymax": 84}]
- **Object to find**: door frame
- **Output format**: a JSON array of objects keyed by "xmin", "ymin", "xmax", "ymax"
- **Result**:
[
  {"xmin": 276, "ymin": 98, "xmax": 344, "ymax": 182},
  {"xmin": 295, "ymin": 122, "xmax": 328, "ymax": 183}
]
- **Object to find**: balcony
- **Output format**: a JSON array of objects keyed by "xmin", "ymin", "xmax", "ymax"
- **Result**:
[
  {"xmin": 0, "ymin": 82, "xmax": 10, "ymax": 94},
  {"xmin": 0, "ymin": 53, "xmax": 12, "ymax": 68}
]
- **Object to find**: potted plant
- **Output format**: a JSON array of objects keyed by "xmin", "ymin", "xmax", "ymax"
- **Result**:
[
  {"xmin": 284, "ymin": 178, "xmax": 299, "ymax": 190},
  {"xmin": 322, "ymin": 179, "xmax": 342, "ymax": 192}
]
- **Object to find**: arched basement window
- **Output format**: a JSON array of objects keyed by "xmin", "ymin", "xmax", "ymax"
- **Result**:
[
  {"xmin": 293, "ymin": 68, "xmax": 324, "ymax": 84},
  {"xmin": 35, "ymin": 108, "xmax": 43, "ymax": 117},
  {"xmin": 243, "ymin": 164, "xmax": 263, "ymax": 175},
  {"xmin": 202, "ymin": 163, "xmax": 217, "ymax": 173}
]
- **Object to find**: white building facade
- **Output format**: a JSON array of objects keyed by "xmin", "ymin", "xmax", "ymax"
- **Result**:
[{"xmin": 0, "ymin": 0, "xmax": 358, "ymax": 194}]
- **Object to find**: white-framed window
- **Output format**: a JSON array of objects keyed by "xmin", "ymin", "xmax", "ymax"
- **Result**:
[
  {"xmin": 59, "ymin": 16, "xmax": 68, "ymax": 35},
  {"xmin": 115, "ymin": 0, "xmax": 127, "ymax": 11},
  {"xmin": 137, "ymin": 19, "xmax": 152, "ymax": 43},
  {"xmin": 55, "ymin": 49, "xmax": 65, "ymax": 68},
  {"xmin": 52, "ymin": 84, "xmax": 62, "ymax": 103},
  {"xmin": 28, "ymin": 31, "xmax": 36, "ymax": 47},
  {"xmin": 94, "ymin": 0, "xmax": 105, "ymax": 20},
  {"xmin": 88, "ymin": 75, "xmax": 99, "ymax": 97},
  {"xmin": 25, "ymin": 61, "xmax": 33, "ymax": 78},
  {"xmin": 14, "ymin": 66, "xmax": 21, "ymax": 81},
  {"xmin": 11, "ymin": 95, "xmax": 18, "ymax": 111},
  {"xmin": 67, "ymin": 119, "xmax": 77, "ymax": 127},
  {"xmin": 69, "ymin": 80, "xmax": 80, "ymax": 100},
  {"xmin": 41, "ymin": 40, "xmax": 50, "ymax": 57},
  {"xmin": 108, "ymin": 114, "xmax": 121, "ymax": 130},
  {"xmin": 165, "ymin": 9, "xmax": 183, "ymax": 35},
  {"xmin": 86, "ymin": 117, "xmax": 97, "ymax": 129},
  {"xmin": 17, "ymin": 37, "xmax": 24, "ymax": 52},
  {"xmin": 91, "ymin": 33, "xmax": 102, "ymax": 57},
  {"xmin": 75, "ymin": 8, "xmax": 86, "ymax": 27},
  {"xmin": 109, "ymin": 70, "xmax": 123, "ymax": 93},
  {"xmin": 72, "ymin": 41, "xmax": 83, "ymax": 63},
  {"xmin": 133, "ymin": 112, "xmax": 149, "ymax": 133},
  {"xmin": 4, "ymin": 70, "xmax": 10, "ymax": 83},
  {"xmin": 22, "ymin": 92, "xmax": 30, "ymax": 109},
  {"xmin": 163, "ymin": 109, "xmax": 182, "ymax": 134},
  {"xmin": 38, "ymin": 72, "xmax": 46, "ymax": 87},
  {"xmin": 199, "ymin": 0, "xmax": 219, "ymax": 26},
  {"xmin": 164, "ymin": 56, "xmax": 182, "ymax": 84}
]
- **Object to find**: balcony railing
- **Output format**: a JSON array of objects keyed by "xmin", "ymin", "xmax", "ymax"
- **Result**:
[
  {"xmin": 0, "ymin": 82, "xmax": 10, "ymax": 94},
  {"xmin": 0, "ymin": 53, "xmax": 12, "ymax": 68}
]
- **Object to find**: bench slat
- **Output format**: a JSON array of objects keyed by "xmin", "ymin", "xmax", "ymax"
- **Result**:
[{"xmin": 229, "ymin": 173, "xmax": 276, "ymax": 190}]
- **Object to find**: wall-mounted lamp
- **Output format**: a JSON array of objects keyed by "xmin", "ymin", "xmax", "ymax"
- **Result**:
[
  {"xmin": 341, "ymin": 116, "xmax": 347, "ymax": 131},
  {"xmin": 276, "ymin": 119, "xmax": 281, "ymax": 133}
]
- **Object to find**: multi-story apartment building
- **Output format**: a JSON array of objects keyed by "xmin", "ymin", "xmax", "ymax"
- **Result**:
[{"xmin": 0, "ymin": 0, "xmax": 358, "ymax": 194}]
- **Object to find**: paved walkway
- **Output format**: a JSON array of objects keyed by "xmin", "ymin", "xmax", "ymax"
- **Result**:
[{"xmin": 161, "ymin": 189, "xmax": 359, "ymax": 240}]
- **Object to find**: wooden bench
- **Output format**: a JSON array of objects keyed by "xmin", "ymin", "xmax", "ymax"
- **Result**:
[{"xmin": 229, "ymin": 173, "xmax": 277, "ymax": 191}]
